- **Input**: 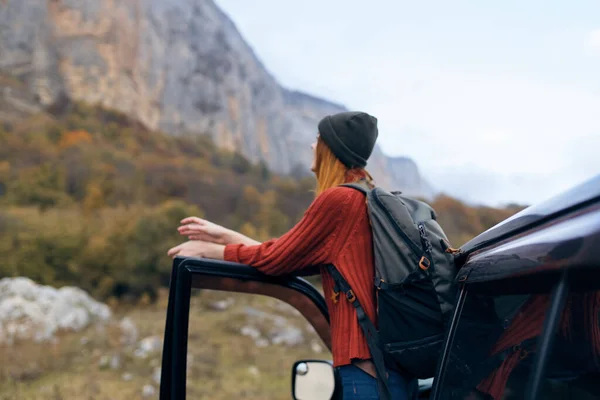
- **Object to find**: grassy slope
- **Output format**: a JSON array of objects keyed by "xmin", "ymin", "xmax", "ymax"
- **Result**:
[{"xmin": 0, "ymin": 289, "xmax": 327, "ymax": 400}]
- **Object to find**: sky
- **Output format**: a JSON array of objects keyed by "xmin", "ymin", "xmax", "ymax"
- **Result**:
[{"xmin": 215, "ymin": 0, "xmax": 600, "ymax": 207}]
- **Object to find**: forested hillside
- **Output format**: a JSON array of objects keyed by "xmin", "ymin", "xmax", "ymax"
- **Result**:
[{"xmin": 0, "ymin": 102, "xmax": 522, "ymax": 301}]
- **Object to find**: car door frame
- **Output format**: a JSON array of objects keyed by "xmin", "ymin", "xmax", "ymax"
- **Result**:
[{"xmin": 159, "ymin": 257, "xmax": 332, "ymax": 400}]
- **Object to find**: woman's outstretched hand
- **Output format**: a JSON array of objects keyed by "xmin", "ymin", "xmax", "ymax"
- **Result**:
[
  {"xmin": 178, "ymin": 217, "xmax": 233, "ymax": 244},
  {"xmin": 167, "ymin": 240, "xmax": 225, "ymax": 260},
  {"xmin": 177, "ymin": 216, "xmax": 261, "ymax": 246}
]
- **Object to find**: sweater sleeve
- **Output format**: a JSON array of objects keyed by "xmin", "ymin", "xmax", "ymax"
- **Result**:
[{"xmin": 224, "ymin": 187, "xmax": 353, "ymax": 275}]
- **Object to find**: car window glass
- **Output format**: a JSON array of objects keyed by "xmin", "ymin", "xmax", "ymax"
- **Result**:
[{"xmin": 438, "ymin": 291, "xmax": 600, "ymax": 399}]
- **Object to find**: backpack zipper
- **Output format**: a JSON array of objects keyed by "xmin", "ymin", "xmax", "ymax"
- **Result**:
[
  {"xmin": 418, "ymin": 222, "xmax": 434, "ymax": 272},
  {"xmin": 418, "ymin": 222, "xmax": 433, "ymax": 255},
  {"xmin": 372, "ymin": 190, "xmax": 423, "ymax": 263}
]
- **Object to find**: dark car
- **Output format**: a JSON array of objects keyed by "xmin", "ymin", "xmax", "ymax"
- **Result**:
[{"xmin": 159, "ymin": 174, "xmax": 600, "ymax": 400}]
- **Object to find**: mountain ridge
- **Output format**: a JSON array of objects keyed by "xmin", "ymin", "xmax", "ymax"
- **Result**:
[{"xmin": 0, "ymin": 0, "xmax": 435, "ymax": 198}]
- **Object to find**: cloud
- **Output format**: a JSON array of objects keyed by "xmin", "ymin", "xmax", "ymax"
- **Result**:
[
  {"xmin": 344, "ymin": 65, "xmax": 600, "ymax": 205},
  {"xmin": 427, "ymin": 165, "xmax": 597, "ymax": 208},
  {"xmin": 585, "ymin": 29, "xmax": 600, "ymax": 55},
  {"xmin": 215, "ymin": 0, "xmax": 600, "ymax": 205}
]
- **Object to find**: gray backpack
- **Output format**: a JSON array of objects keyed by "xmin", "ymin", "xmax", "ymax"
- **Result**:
[{"xmin": 326, "ymin": 182, "xmax": 460, "ymax": 399}]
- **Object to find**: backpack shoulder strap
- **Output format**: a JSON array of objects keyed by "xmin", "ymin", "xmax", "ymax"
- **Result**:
[
  {"xmin": 325, "ymin": 264, "xmax": 391, "ymax": 400},
  {"xmin": 339, "ymin": 179, "xmax": 373, "ymax": 194}
]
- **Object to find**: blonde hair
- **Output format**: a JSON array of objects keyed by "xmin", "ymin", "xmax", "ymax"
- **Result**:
[{"xmin": 314, "ymin": 137, "xmax": 373, "ymax": 196}]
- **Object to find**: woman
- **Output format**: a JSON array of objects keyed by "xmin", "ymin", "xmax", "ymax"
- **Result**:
[{"xmin": 168, "ymin": 111, "xmax": 416, "ymax": 399}]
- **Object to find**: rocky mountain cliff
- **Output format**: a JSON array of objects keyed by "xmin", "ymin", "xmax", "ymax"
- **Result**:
[{"xmin": 0, "ymin": 0, "xmax": 434, "ymax": 197}]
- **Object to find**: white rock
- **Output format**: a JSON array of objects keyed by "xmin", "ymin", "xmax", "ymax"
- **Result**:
[
  {"xmin": 142, "ymin": 385, "xmax": 156, "ymax": 398},
  {"xmin": 140, "ymin": 336, "xmax": 162, "ymax": 352},
  {"xmin": 38, "ymin": 386, "xmax": 52, "ymax": 396},
  {"xmin": 122, "ymin": 373, "xmax": 134, "ymax": 381},
  {"xmin": 0, "ymin": 277, "xmax": 112, "ymax": 346},
  {"xmin": 0, "ymin": 297, "xmax": 47, "ymax": 343},
  {"xmin": 240, "ymin": 326, "xmax": 261, "ymax": 340},
  {"xmin": 98, "ymin": 355, "xmax": 111, "ymax": 369},
  {"xmin": 247, "ymin": 366, "xmax": 260, "ymax": 377},
  {"xmin": 243, "ymin": 307, "xmax": 267, "ymax": 320},
  {"xmin": 242, "ymin": 307, "xmax": 305, "ymax": 346},
  {"xmin": 0, "ymin": 277, "xmax": 42, "ymax": 302},
  {"xmin": 269, "ymin": 326, "xmax": 304, "ymax": 347},
  {"xmin": 272, "ymin": 315, "xmax": 289, "ymax": 327},
  {"xmin": 311, "ymin": 341, "xmax": 324, "ymax": 354},
  {"xmin": 119, "ymin": 317, "xmax": 138, "ymax": 346},
  {"xmin": 208, "ymin": 298, "xmax": 234, "ymax": 311},
  {"xmin": 152, "ymin": 367, "xmax": 161, "ymax": 385},
  {"xmin": 305, "ymin": 324, "xmax": 317, "ymax": 334},
  {"xmin": 110, "ymin": 355, "xmax": 121, "ymax": 370},
  {"xmin": 52, "ymin": 287, "xmax": 111, "ymax": 331},
  {"xmin": 135, "ymin": 336, "xmax": 163, "ymax": 359},
  {"xmin": 255, "ymin": 338, "xmax": 269, "ymax": 348}
]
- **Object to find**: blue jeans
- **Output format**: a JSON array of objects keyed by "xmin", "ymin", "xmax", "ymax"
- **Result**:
[{"xmin": 337, "ymin": 364, "xmax": 415, "ymax": 399}]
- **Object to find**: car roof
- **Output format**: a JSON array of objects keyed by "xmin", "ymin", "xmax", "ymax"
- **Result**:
[
  {"xmin": 456, "ymin": 174, "xmax": 600, "ymax": 295},
  {"xmin": 460, "ymin": 174, "xmax": 600, "ymax": 255}
]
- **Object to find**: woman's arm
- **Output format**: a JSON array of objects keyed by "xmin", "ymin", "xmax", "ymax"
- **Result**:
[
  {"xmin": 224, "ymin": 187, "xmax": 357, "ymax": 275},
  {"xmin": 227, "ymin": 231, "xmax": 261, "ymax": 246}
]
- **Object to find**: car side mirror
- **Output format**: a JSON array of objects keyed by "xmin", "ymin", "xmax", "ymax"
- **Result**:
[{"xmin": 291, "ymin": 360, "xmax": 337, "ymax": 400}]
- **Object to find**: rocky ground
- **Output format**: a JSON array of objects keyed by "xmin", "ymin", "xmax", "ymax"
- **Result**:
[{"xmin": 0, "ymin": 278, "xmax": 328, "ymax": 400}]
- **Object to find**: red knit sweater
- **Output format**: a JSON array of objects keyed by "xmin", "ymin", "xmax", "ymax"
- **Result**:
[{"xmin": 224, "ymin": 185, "xmax": 376, "ymax": 367}]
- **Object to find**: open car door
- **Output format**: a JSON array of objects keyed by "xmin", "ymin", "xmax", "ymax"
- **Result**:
[{"xmin": 159, "ymin": 258, "xmax": 331, "ymax": 399}]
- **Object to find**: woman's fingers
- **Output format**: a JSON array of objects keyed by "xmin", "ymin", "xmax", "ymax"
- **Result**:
[
  {"xmin": 187, "ymin": 233, "xmax": 210, "ymax": 241},
  {"xmin": 178, "ymin": 223, "xmax": 205, "ymax": 234},
  {"xmin": 178, "ymin": 223, "xmax": 197, "ymax": 231},
  {"xmin": 179, "ymin": 230, "xmax": 210, "ymax": 240},
  {"xmin": 167, "ymin": 244, "xmax": 182, "ymax": 258},
  {"xmin": 180, "ymin": 216, "xmax": 204, "ymax": 225},
  {"xmin": 178, "ymin": 217, "xmax": 225, "ymax": 244},
  {"xmin": 179, "ymin": 225, "xmax": 220, "ymax": 239}
]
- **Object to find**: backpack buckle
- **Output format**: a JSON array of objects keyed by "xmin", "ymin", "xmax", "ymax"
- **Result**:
[
  {"xmin": 419, "ymin": 256, "xmax": 431, "ymax": 271},
  {"xmin": 442, "ymin": 238, "xmax": 461, "ymax": 254},
  {"xmin": 346, "ymin": 290, "xmax": 356, "ymax": 303},
  {"xmin": 331, "ymin": 291, "xmax": 340, "ymax": 304}
]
